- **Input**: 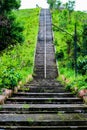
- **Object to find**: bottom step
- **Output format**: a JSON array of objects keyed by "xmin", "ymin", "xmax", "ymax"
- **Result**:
[
  {"xmin": 0, "ymin": 126, "xmax": 87, "ymax": 130},
  {"xmin": 0, "ymin": 113, "xmax": 87, "ymax": 125}
]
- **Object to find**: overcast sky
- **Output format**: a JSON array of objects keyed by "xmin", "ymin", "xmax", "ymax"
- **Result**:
[{"xmin": 20, "ymin": 0, "xmax": 87, "ymax": 11}]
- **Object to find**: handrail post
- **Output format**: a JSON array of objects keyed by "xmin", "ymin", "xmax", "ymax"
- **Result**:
[{"xmin": 74, "ymin": 23, "xmax": 78, "ymax": 77}]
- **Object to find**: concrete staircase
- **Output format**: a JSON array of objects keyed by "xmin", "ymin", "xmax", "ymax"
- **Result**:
[
  {"xmin": 0, "ymin": 9, "xmax": 87, "ymax": 129},
  {"xmin": 0, "ymin": 79, "xmax": 87, "ymax": 129},
  {"xmin": 34, "ymin": 9, "xmax": 58, "ymax": 79}
]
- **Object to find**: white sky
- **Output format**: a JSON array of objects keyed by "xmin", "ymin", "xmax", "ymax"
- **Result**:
[
  {"xmin": 20, "ymin": 0, "xmax": 49, "ymax": 9},
  {"xmin": 20, "ymin": 0, "xmax": 87, "ymax": 11}
]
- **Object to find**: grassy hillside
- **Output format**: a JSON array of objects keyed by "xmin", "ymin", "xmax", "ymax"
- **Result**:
[
  {"xmin": 0, "ymin": 8, "xmax": 40, "ymax": 92},
  {"xmin": 52, "ymin": 9, "xmax": 87, "ymax": 93}
]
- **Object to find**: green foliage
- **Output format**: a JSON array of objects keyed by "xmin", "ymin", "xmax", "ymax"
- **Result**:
[
  {"xmin": 0, "ymin": 8, "xmax": 40, "ymax": 91},
  {"xmin": 55, "ymin": 0, "xmax": 62, "ymax": 9},
  {"xmin": 77, "ymin": 56, "xmax": 87, "ymax": 75},
  {"xmin": 82, "ymin": 24, "xmax": 87, "ymax": 56},
  {"xmin": 0, "ymin": 0, "xmax": 24, "ymax": 50},
  {"xmin": 52, "ymin": 8, "xmax": 87, "ymax": 91},
  {"xmin": 58, "ymin": 67, "xmax": 87, "ymax": 92},
  {"xmin": 58, "ymin": 9, "xmax": 69, "ymax": 28},
  {"xmin": 55, "ymin": 50, "xmax": 64, "ymax": 60},
  {"xmin": 0, "ymin": 0, "xmax": 21, "ymax": 13},
  {"xmin": 47, "ymin": 0, "xmax": 56, "ymax": 9},
  {"xmin": 47, "ymin": 0, "xmax": 75, "ymax": 11},
  {"xmin": 47, "ymin": 0, "xmax": 62, "ymax": 9},
  {"xmin": 68, "ymin": 75, "xmax": 87, "ymax": 91},
  {"xmin": 64, "ymin": 0, "xmax": 75, "ymax": 13},
  {"xmin": 1, "ymin": 68, "xmax": 22, "ymax": 89},
  {"xmin": 52, "ymin": 8, "xmax": 87, "ymax": 61}
]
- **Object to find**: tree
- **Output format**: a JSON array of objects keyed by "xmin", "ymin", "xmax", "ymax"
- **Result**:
[
  {"xmin": 55, "ymin": 0, "xmax": 62, "ymax": 9},
  {"xmin": 64, "ymin": 0, "xmax": 75, "ymax": 13},
  {"xmin": 82, "ymin": 24, "xmax": 87, "ymax": 56},
  {"xmin": 0, "ymin": 0, "xmax": 21, "ymax": 13},
  {"xmin": 0, "ymin": 0, "xmax": 24, "ymax": 51},
  {"xmin": 47, "ymin": 0, "xmax": 56, "ymax": 9},
  {"xmin": 63, "ymin": 0, "xmax": 75, "ymax": 23},
  {"xmin": 47, "ymin": 0, "xmax": 62, "ymax": 9}
]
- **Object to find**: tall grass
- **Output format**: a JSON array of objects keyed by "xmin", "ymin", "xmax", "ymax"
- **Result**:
[
  {"xmin": 0, "ymin": 8, "xmax": 40, "ymax": 91},
  {"xmin": 52, "ymin": 9, "xmax": 87, "ymax": 92}
]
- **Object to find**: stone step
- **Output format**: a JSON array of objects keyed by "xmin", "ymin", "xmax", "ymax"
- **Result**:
[
  {"xmin": 39, "ymin": 25, "xmax": 52, "ymax": 29},
  {"xmin": 35, "ymin": 54, "xmax": 44, "ymax": 58},
  {"xmin": 34, "ymin": 76, "xmax": 58, "ymax": 79},
  {"xmin": 36, "ymin": 47, "xmax": 54, "ymax": 51},
  {"xmin": 34, "ymin": 63, "xmax": 44, "ymax": 66},
  {"xmin": 38, "ymin": 31, "xmax": 52, "ymax": 35},
  {"xmin": 27, "ymin": 83, "xmax": 62, "ymax": 87},
  {"xmin": 35, "ymin": 59, "xmax": 44, "ymax": 63},
  {"xmin": 40, "ymin": 18, "xmax": 52, "ymax": 22},
  {"xmin": 13, "ymin": 92, "xmax": 75, "ymax": 97},
  {"xmin": 0, "ymin": 113, "xmax": 87, "ymax": 126},
  {"xmin": 34, "ymin": 69, "xmax": 57, "ymax": 73},
  {"xmin": 33, "ymin": 75, "xmax": 44, "ymax": 79},
  {"xmin": 24, "ymin": 83, "xmax": 63, "ymax": 88},
  {"xmin": 0, "ymin": 104, "xmax": 87, "ymax": 113},
  {"xmin": 6, "ymin": 97, "xmax": 83, "ymax": 104},
  {"xmin": 28, "ymin": 79, "xmax": 61, "ymax": 84},
  {"xmin": 36, "ymin": 51, "xmax": 55, "ymax": 57},
  {"xmin": 40, "ymin": 10, "xmax": 50, "ymax": 14},
  {"xmin": 36, "ymin": 43, "xmax": 54, "ymax": 47},
  {"xmin": 34, "ymin": 67, "xmax": 57, "ymax": 71},
  {"xmin": 36, "ymin": 51, "xmax": 54, "ymax": 54},
  {"xmin": 0, "ymin": 125, "xmax": 87, "ymax": 130},
  {"xmin": 35, "ymin": 63, "xmax": 56, "ymax": 66},
  {"xmin": 23, "ymin": 85, "xmax": 64, "ymax": 88},
  {"xmin": 34, "ymin": 66, "xmax": 57, "ymax": 69},
  {"xmin": 26, "ymin": 84, "xmax": 61, "ymax": 87},
  {"xmin": 20, "ymin": 88, "xmax": 67, "ymax": 93},
  {"xmin": 40, "ymin": 15, "xmax": 51, "ymax": 18},
  {"xmin": 35, "ymin": 62, "xmax": 56, "ymax": 65},
  {"xmin": 40, "ymin": 23, "xmax": 52, "ymax": 26},
  {"xmin": 38, "ymin": 36, "xmax": 53, "ymax": 41},
  {"xmin": 39, "ymin": 28, "xmax": 52, "ymax": 33}
]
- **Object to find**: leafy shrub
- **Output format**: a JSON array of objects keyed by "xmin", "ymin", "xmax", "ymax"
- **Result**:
[
  {"xmin": 62, "ymin": 73, "xmax": 87, "ymax": 92},
  {"xmin": 77, "ymin": 56, "xmax": 87, "ymax": 75},
  {"xmin": 52, "ymin": 8, "xmax": 87, "ymax": 94},
  {"xmin": 55, "ymin": 50, "xmax": 64, "ymax": 60},
  {"xmin": 0, "ymin": 68, "xmax": 22, "ymax": 90}
]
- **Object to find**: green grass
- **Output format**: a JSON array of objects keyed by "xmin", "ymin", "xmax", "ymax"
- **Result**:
[
  {"xmin": 52, "ymin": 9, "xmax": 87, "ymax": 93},
  {"xmin": 57, "ymin": 63, "xmax": 87, "ymax": 93},
  {"xmin": 0, "ymin": 8, "xmax": 40, "ymax": 91}
]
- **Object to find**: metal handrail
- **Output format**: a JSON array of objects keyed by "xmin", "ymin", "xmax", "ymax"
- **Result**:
[{"xmin": 52, "ymin": 23, "xmax": 78, "ymax": 77}]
